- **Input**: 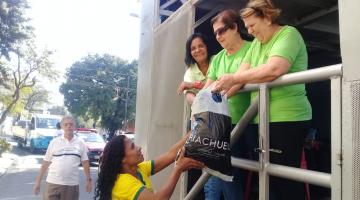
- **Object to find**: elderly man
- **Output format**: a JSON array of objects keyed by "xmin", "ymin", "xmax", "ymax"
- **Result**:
[{"xmin": 33, "ymin": 116, "xmax": 92, "ymax": 200}]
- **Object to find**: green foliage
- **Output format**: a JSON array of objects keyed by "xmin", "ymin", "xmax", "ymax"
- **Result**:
[
  {"xmin": 0, "ymin": 138, "xmax": 11, "ymax": 157},
  {"xmin": 24, "ymin": 86, "xmax": 50, "ymax": 111},
  {"xmin": 0, "ymin": 40, "xmax": 59, "ymax": 125},
  {"xmin": 0, "ymin": 0, "xmax": 33, "ymax": 60},
  {"xmin": 60, "ymin": 54, "xmax": 137, "ymax": 133},
  {"xmin": 47, "ymin": 106, "xmax": 67, "ymax": 116}
]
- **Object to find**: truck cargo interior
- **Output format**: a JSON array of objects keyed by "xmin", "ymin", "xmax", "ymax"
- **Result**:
[{"xmin": 158, "ymin": 0, "xmax": 340, "ymax": 199}]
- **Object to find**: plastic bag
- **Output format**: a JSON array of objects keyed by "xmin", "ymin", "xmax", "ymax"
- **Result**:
[{"xmin": 184, "ymin": 86, "xmax": 233, "ymax": 181}]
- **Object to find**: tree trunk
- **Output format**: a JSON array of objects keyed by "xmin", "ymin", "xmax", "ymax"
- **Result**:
[
  {"xmin": 0, "ymin": 89, "xmax": 20, "ymax": 126},
  {"xmin": 0, "ymin": 109, "xmax": 10, "ymax": 126}
]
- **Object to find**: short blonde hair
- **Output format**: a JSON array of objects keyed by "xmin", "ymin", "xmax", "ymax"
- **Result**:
[{"xmin": 240, "ymin": 0, "xmax": 281, "ymax": 23}]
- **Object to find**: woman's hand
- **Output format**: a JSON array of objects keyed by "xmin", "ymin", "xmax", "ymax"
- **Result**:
[
  {"xmin": 175, "ymin": 148, "xmax": 204, "ymax": 172},
  {"xmin": 177, "ymin": 82, "xmax": 193, "ymax": 95},
  {"xmin": 212, "ymin": 74, "xmax": 236, "ymax": 95}
]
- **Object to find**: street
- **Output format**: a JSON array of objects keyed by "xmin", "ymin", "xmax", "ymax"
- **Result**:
[{"xmin": 0, "ymin": 141, "xmax": 99, "ymax": 200}]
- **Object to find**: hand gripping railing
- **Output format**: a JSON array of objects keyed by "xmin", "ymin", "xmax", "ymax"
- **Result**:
[{"xmin": 184, "ymin": 64, "xmax": 342, "ymax": 200}]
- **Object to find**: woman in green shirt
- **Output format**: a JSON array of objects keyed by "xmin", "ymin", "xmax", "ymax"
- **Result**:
[
  {"xmin": 203, "ymin": 9, "xmax": 251, "ymax": 200},
  {"xmin": 213, "ymin": 0, "xmax": 312, "ymax": 200}
]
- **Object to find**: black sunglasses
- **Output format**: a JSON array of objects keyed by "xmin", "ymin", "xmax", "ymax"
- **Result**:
[{"xmin": 214, "ymin": 25, "xmax": 230, "ymax": 36}]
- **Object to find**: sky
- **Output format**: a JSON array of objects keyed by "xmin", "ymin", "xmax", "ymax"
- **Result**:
[{"xmin": 26, "ymin": 0, "xmax": 141, "ymax": 106}]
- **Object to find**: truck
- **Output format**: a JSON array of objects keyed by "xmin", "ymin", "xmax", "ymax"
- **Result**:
[
  {"xmin": 12, "ymin": 114, "xmax": 62, "ymax": 152},
  {"xmin": 135, "ymin": 0, "xmax": 359, "ymax": 199}
]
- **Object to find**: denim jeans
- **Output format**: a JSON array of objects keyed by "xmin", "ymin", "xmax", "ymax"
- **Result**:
[
  {"xmin": 204, "ymin": 124, "xmax": 257, "ymax": 200},
  {"xmin": 204, "ymin": 176, "xmax": 223, "ymax": 200},
  {"xmin": 204, "ymin": 131, "xmax": 247, "ymax": 200},
  {"xmin": 222, "ymin": 139, "xmax": 245, "ymax": 200}
]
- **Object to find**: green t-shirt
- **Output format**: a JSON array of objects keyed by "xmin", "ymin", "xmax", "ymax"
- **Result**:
[
  {"xmin": 208, "ymin": 41, "xmax": 251, "ymax": 124},
  {"xmin": 243, "ymin": 25, "xmax": 312, "ymax": 123}
]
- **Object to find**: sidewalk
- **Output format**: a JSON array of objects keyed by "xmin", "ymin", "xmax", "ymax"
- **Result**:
[{"xmin": 0, "ymin": 152, "xmax": 17, "ymax": 177}]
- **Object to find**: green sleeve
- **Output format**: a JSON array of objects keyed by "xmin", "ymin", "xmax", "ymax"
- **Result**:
[
  {"xmin": 207, "ymin": 56, "xmax": 218, "ymax": 81},
  {"xmin": 242, "ymin": 41, "xmax": 254, "ymax": 64},
  {"xmin": 133, "ymin": 186, "xmax": 145, "ymax": 200},
  {"xmin": 151, "ymin": 160, "xmax": 155, "ymax": 175},
  {"xmin": 268, "ymin": 27, "xmax": 302, "ymax": 64}
]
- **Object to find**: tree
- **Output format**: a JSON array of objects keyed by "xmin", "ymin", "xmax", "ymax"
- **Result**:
[
  {"xmin": 0, "ymin": 0, "xmax": 33, "ymax": 60},
  {"xmin": 24, "ymin": 86, "xmax": 50, "ymax": 112},
  {"xmin": 0, "ymin": 0, "xmax": 33, "ymax": 86},
  {"xmin": 47, "ymin": 106, "xmax": 67, "ymax": 116},
  {"xmin": 60, "ymin": 54, "xmax": 137, "ymax": 138},
  {"xmin": 0, "ymin": 40, "xmax": 59, "ymax": 125}
]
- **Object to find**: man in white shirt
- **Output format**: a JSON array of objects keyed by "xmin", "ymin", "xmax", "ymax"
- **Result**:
[{"xmin": 33, "ymin": 116, "xmax": 92, "ymax": 200}]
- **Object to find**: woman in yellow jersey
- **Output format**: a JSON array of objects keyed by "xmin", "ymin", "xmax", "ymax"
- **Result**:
[
  {"xmin": 213, "ymin": 0, "xmax": 312, "ymax": 199},
  {"xmin": 94, "ymin": 134, "xmax": 203, "ymax": 200}
]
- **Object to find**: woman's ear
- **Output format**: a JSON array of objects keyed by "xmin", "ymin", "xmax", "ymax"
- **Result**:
[
  {"xmin": 233, "ymin": 23, "xmax": 239, "ymax": 33},
  {"xmin": 264, "ymin": 16, "xmax": 272, "ymax": 26}
]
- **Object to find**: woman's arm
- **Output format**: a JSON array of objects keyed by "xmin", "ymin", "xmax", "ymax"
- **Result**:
[
  {"xmin": 184, "ymin": 92, "xmax": 196, "ymax": 105},
  {"xmin": 212, "ymin": 62, "xmax": 250, "ymax": 95},
  {"xmin": 138, "ymin": 149, "xmax": 203, "ymax": 200},
  {"xmin": 213, "ymin": 58, "xmax": 290, "ymax": 94},
  {"xmin": 152, "ymin": 132, "xmax": 190, "ymax": 174},
  {"xmin": 203, "ymin": 79, "xmax": 214, "ymax": 89},
  {"xmin": 234, "ymin": 56, "xmax": 290, "ymax": 84},
  {"xmin": 177, "ymin": 81, "xmax": 205, "ymax": 95}
]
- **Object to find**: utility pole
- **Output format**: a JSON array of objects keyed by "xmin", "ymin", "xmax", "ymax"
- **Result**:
[{"xmin": 124, "ymin": 76, "xmax": 130, "ymax": 131}]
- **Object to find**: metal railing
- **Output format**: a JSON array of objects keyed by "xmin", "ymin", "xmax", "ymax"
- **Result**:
[{"xmin": 184, "ymin": 64, "xmax": 342, "ymax": 200}]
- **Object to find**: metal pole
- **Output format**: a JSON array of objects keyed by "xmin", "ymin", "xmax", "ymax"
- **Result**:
[
  {"xmin": 183, "ymin": 172, "xmax": 211, "ymax": 200},
  {"xmin": 124, "ymin": 76, "xmax": 130, "ymax": 130},
  {"xmin": 258, "ymin": 84, "xmax": 270, "ymax": 200},
  {"xmin": 241, "ymin": 64, "xmax": 342, "ymax": 92},
  {"xmin": 266, "ymin": 163, "xmax": 331, "ymax": 188},
  {"xmin": 330, "ymin": 76, "xmax": 342, "ymax": 199},
  {"xmin": 230, "ymin": 98, "xmax": 259, "ymax": 147}
]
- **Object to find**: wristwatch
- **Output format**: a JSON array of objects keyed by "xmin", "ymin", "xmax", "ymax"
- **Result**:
[{"xmin": 87, "ymin": 177, "xmax": 92, "ymax": 182}]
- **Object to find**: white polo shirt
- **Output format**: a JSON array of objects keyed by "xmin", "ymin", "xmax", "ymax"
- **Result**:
[{"xmin": 44, "ymin": 134, "xmax": 88, "ymax": 185}]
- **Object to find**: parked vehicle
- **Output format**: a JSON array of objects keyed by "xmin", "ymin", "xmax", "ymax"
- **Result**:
[
  {"xmin": 12, "ymin": 120, "xmax": 30, "ymax": 147},
  {"xmin": 75, "ymin": 128, "xmax": 106, "ymax": 163},
  {"xmin": 12, "ymin": 114, "xmax": 62, "ymax": 152}
]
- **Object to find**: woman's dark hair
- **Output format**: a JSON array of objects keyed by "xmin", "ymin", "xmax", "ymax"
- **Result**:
[
  {"xmin": 56, "ymin": 122, "xmax": 61, "ymax": 130},
  {"xmin": 184, "ymin": 33, "xmax": 212, "ymax": 67},
  {"xmin": 94, "ymin": 135, "xmax": 126, "ymax": 200},
  {"xmin": 211, "ymin": 9, "xmax": 245, "ymax": 36}
]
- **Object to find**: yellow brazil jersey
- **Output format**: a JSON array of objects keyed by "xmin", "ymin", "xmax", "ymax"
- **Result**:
[{"xmin": 112, "ymin": 160, "xmax": 155, "ymax": 200}]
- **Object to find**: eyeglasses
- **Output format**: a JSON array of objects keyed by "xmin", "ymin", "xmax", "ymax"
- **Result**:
[{"xmin": 214, "ymin": 25, "xmax": 230, "ymax": 36}]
